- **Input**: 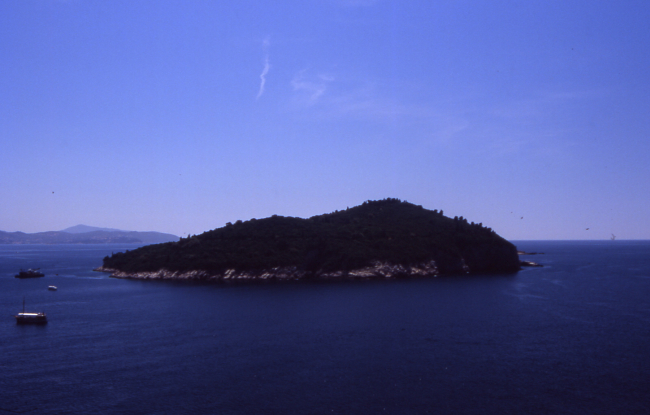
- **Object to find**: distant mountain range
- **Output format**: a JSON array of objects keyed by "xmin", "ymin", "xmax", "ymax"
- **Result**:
[
  {"xmin": 61, "ymin": 225, "xmax": 127, "ymax": 234},
  {"xmin": 0, "ymin": 225, "xmax": 179, "ymax": 245}
]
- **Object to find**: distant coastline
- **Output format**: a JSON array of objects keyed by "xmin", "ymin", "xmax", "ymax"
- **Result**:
[{"xmin": 0, "ymin": 225, "xmax": 179, "ymax": 245}]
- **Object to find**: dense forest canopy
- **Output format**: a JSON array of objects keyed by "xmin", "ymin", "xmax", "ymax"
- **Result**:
[{"xmin": 102, "ymin": 199, "xmax": 520, "ymax": 277}]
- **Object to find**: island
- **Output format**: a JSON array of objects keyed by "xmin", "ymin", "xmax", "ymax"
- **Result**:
[{"xmin": 96, "ymin": 199, "xmax": 521, "ymax": 281}]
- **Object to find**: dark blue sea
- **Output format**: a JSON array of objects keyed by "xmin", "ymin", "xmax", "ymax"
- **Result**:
[{"xmin": 1, "ymin": 241, "xmax": 649, "ymax": 414}]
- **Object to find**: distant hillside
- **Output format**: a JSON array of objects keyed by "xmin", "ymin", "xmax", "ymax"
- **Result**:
[
  {"xmin": 61, "ymin": 225, "xmax": 125, "ymax": 233},
  {"xmin": 0, "ymin": 227, "xmax": 179, "ymax": 245},
  {"xmin": 99, "ymin": 199, "xmax": 520, "ymax": 281}
]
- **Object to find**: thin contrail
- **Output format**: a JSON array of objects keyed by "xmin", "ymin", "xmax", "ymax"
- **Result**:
[
  {"xmin": 257, "ymin": 55, "xmax": 270, "ymax": 99},
  {"xmin": 256, "ymin": 37, "xmax": 270, "ymax": 99}
]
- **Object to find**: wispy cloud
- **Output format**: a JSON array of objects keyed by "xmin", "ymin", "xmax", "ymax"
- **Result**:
[
  {"xmin": 284, "ymin": 68, "xmax": 589, "ymax": 155},
  {"xmin": 286, "ymin": 69, "xmax": 475, "ymax": 145},
  {"xmin": 256, "ymin": 37, "xmax": 271, "ymax": 99},
  {"xmin": 289, "ymin": 69, "xmax": 442, "ymax": 121},
  {"xmin": 290, "ymin": 70, "xmax": 334, "ymax": 105},
  {"xmin": 472, "ymin": 88, "xmax": 606, "ymax": 158}
]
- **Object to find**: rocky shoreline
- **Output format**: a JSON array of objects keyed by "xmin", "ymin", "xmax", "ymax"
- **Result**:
[
  {"xmin": 94, "ymin": 260, "xmax": 446, "ymax": 281},
  {"xmin": 518, "ymin": 251, "xmax": 544, "ymax": 267},
  {"xmin": 520, "ymin": 260, "xmax": 543, "ymax": 267}
]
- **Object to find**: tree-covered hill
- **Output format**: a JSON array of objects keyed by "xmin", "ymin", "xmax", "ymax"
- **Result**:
[{"xmin": 100, "ymin": 199, "xmax": 520, "ymax": 280}]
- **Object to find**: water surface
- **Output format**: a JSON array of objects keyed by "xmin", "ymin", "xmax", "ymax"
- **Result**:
[{"xmin": 1, "ymin": 241, "xmax": 649, "ymax": 414}]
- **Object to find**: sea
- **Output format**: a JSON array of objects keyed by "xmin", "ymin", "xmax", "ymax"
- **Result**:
[{"xmin": 1, "ymin": 241, "xmax": 649, "ymax": 415}]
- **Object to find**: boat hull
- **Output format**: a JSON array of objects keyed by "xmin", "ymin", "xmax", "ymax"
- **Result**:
[
  {"xmin": 15, "ymin": 269, "xmax": 45, "ymax": 278},
  {"xmin": 15, "ymin": 313, "xmax": 47, "ymax": 324}
]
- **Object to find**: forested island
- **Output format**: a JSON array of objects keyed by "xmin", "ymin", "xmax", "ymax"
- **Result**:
[{"xmin": 97, "ymin": 199, "xmax": 521, "ymax": 281}]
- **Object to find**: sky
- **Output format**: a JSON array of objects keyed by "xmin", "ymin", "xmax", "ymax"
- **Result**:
[{"xmin": 1, "ymin": 0, "xmax": 649, "ymax": 240}]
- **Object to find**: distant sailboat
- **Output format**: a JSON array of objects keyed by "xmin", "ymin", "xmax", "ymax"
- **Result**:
[{"xmin": 611, "ymin": 234, "xmax": 616, "ymax": 241}]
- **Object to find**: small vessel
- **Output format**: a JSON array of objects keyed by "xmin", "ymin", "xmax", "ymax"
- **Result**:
[
  {"xmin": 48, "ymin": 286, "xmax": 58, "ymax": 291},
  {"xmin": 15, "ymin": 298, "xmax": 47, "ymax": 324},
  {"xmin": 15, "ymin": 268, "xmax": 45, "ymax": 278}
]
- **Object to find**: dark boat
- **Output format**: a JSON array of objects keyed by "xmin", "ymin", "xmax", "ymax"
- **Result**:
[
  {"xmin": 15, "ymin": 269, "xmax": 45, "ymax": 278},
  {"xmin": 15, "ymin": 298, "xmax": 47, "ymax": 324}
]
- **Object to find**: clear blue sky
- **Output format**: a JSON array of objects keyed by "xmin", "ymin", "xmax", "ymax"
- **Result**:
[{"xmin": 2, "ymin": 0, "xmax": 649, "ymax": 240}]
